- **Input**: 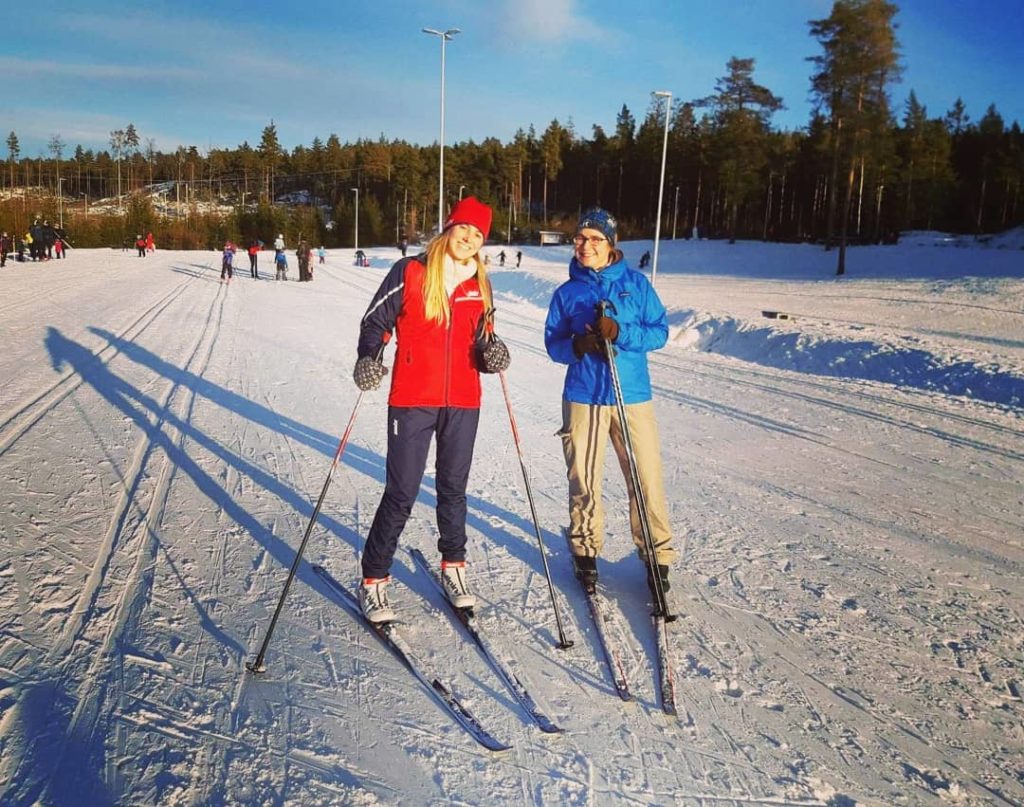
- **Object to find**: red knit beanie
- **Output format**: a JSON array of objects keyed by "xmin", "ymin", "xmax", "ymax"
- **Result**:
[{"xmin": 444, "ymin": 196, "xmax": 492, "ymax": 240}]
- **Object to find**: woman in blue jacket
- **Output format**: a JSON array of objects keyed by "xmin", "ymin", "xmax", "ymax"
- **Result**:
[{"xmin": 544, "ymin": 208, "xmax": 676, "ymax": 597}]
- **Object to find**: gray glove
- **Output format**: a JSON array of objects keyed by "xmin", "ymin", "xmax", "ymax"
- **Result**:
[{"xmin": 353, "ymin": 355, "xmax": 388, "ymax": 391}]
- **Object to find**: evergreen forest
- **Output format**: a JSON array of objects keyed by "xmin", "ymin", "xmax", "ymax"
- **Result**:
[{"xmin": 2, "ymin": 0, "xmax": 1021, "ymax": 275}]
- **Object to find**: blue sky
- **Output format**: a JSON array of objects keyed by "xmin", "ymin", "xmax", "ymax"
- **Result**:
[{"xmin": 3, "ymin": 0, "xmax": 1022, "ymax": 157}]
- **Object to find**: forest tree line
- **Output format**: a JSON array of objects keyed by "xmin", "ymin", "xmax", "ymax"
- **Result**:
[{"xmin": 2, "ymin": 1, "xmax": 1021, "ymax": 271}]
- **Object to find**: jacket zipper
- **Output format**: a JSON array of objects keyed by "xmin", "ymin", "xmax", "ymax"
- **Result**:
[{"xmin": 444, "ymin": 288, "xmax": 456, "ymax": 406}]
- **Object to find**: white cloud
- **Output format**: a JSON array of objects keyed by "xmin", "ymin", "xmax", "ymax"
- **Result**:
[
  {"xmin": 494, "ymin": 0, "xmax": 607, "ymax": 43},
  {"xmin": 2, "ymin": 107, "xmax": 189, "ymax": 155},
  {"xmin": 0, "ymin": 57, "xmax": 202, "ymax": 82}
]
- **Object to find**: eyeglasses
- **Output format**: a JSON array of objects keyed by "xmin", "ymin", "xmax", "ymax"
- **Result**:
[{"xmin": 573, "ymin": 235, "xmax": 608, "ymax": 248}]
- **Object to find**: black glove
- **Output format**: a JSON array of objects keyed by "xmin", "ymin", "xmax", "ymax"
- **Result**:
[
  {"xmin": 572, "ymin": 332, "xmax": 604, "ymax": 359},
  {"xmin": 594, "ymin": 315, "xmax": 619, "ymax": 342},
  {"xmin": 353, "ymin": 355, "xmax": 388, "ymax": 391},
  {"xmin": 476, "ymin": 334, "xmax": 511, "ymax": 373},
  {"xmin": 474, "ymin": 308, "xmax": 512, "ymax": 374}
]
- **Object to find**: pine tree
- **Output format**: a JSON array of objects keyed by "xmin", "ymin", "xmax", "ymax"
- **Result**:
[
  {"xmin": 259, "ymin": 121, "xmax": 282, "ymax": 203},
  {"xmin": 7, "ymin": 131, "xmax": 19, "ymax": 190},
  {"xmin": 540, "ymin": 120, "xmax": 567, "ymax": 225},
  {"xmin": 698, "ymin": 57, "xmax": 783, "ymax": 242},
  {"xmin": 809, "ymin": 0, "xmax": 901, "ymax": 274}
]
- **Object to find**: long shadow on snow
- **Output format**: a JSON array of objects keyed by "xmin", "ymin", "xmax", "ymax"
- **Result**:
[
  {"xmin": 44, "ymin": 328, "xmax": 370, "ymax": 635},
  {"xmin": 0, "ymin": 679, "xmax": 114, "ymax": 807},
  {"xmin": 88, "ymin": 327, "xmax": 551, "ymax": 561},
  {"xmin": 58, "ymin": 328, "xmax": 566, "ymax": 640}
]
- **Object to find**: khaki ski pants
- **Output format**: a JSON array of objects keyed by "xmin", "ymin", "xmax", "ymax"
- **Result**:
[{"xmin": 559, "ymin": 400, "xmax": 676, "ymax": 565}]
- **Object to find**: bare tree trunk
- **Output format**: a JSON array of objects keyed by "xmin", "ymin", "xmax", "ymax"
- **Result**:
[
  {"xmin": 837, "ymin": 156, "xmax": 856, "ymax": 275},
  {"xmin": 692, "ymin": 169, "xmax": 703, "ymax": 236},
  {"xmin": 825, "ymin": 118, "xmax": 843, "ymax": 251},
  {"xmin": 874, "ymin": 181, "xmax": 885, "ymax": 242},
  {"xmin": 976, "ymin": 177, "xmax": 986, "ymax": 232},
  {"xmin": 856, "ymin": 156, "xmax": 866, "ymax": 236},
  {"xmin": 543, "ymin": 167, "xmax": 549, "ymax": 226}
]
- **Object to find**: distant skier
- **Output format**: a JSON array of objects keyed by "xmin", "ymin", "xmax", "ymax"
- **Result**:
[
  {"xmin": 221, "ymin": 241, "xmax": 235, "ymax": 282},
  {"xmin": 146, "ymin": 232, "xmax": 155, "ymax": 253},
  {"xmin": 318, "ymin": 245, "xmax": 326, "ymax": 264},
  {"xmin": 515, "ymin": 250, "xmax": 522, "ymax": 268},
  {"xmin": 29, "ymin": 220, "xmax": 43, "ymax": 260},
  {"xmin": 0, "ymin": 231, "xmax": 10, "ymax": 267},
  {"xmin": 135, "ymin": 234, "xmax": 147, "ymax": 257},
  {"xmin": 42, "ymin": 221, "xmax": 57, "ymax": 259},
  {"xmin": 274, "ymin": 249, "xmax": 288, "ymax": 280},
  {"xmin": 498, "ymin": 249, "xmax": 506, "ymax": 267},
  {"xmin": 639, "ymin": 251, "xmax": 650, "ymax": 269},
  {"xmin": 544, "ymin": 207, "xmax": 676, "ymax": 599},
  {"xmin": 297, "ymin": 238, "xmax": 312, "ymax": 282},
  {"xmin": 248, "ymin": 239, "xmax": 260, "ymax": 278}
]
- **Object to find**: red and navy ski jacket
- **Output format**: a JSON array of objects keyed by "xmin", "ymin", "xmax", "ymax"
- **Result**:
[{"xmin": 357, "ymin": 254, "xmax": 487, "ymax": 408}]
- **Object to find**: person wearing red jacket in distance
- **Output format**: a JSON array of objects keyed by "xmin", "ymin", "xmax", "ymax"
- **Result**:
[{"xmin": 352, "ymin": 197, "xmax": 511, "ymax": 622}]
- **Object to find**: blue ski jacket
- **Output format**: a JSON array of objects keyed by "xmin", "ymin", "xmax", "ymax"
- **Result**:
[{"xmin": 545, "ymin": 255, "xmax": 668, "ymax": 405}]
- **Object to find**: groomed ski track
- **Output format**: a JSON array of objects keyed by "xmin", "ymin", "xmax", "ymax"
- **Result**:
[{"xmin": 0, "ymin": 245, "xmax": 1022, "ymax": 805}]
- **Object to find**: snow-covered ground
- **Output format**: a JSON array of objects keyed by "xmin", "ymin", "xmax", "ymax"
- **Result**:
[{"xmin": 1, "ymin": 233, "xmax": 1022, "ymax": 806}]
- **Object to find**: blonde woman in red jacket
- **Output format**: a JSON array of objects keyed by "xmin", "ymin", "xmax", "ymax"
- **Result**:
[{"xmin": 353, "ymin": 197, "xmax": 510, "ymax": 622}]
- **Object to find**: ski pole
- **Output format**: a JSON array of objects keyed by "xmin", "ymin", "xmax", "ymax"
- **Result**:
[
  {"xmin": 597, "ymin": 301, "xmax": 674, "ymax": 621},
  {"xmin": 248, "ymin": 335, "xmax": 390, "ymax": 674},
  {"xmin": 498, "ymin": 370, "xmax": 574, "ymax": 650}
]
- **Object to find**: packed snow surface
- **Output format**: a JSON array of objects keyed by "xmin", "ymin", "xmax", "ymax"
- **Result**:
[{"xmin": 1, "ymin": 234, "xmax": 1022, "ymax": 806}]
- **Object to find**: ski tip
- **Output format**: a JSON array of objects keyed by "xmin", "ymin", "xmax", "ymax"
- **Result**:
[
  {"xmin": 556, "ymin": 640, "xmax": 575, "ymax": 651},
  {"xmin": 245, "ymin": 661, "xmax": 267, "ymax": 675}
]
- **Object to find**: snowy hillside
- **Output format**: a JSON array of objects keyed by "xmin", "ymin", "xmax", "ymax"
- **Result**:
[{"xmin": 1, "ymin": 235, "xmax": 1022, "ymax": 806}]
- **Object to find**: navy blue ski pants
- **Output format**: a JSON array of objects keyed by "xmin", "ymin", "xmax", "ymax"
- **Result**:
[{"xmin": 361, "ymin": 406, "xmax": 480, "ymax": 579}]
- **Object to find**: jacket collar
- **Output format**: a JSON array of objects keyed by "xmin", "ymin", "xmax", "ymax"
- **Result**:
[{"xmin": 568, "ymin": 255, "xmax": 628, "ymax": 286}]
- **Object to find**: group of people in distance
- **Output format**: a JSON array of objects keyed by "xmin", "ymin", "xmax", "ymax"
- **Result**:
[
  {"xmin": 219, "ymin": 235, "xmax": 327, "ymax": 282},
  {"xmin": 1, "ymin": 220, "xmax": 70, "ymax": 266},
  {"xmin": 353, "ymin": 197, "xmax": 674, "ymax": 623}
]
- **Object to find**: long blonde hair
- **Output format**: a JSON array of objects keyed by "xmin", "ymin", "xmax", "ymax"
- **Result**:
[{"xmin": 422, "ymin": 230, "xmax": 493, "ymax": 324}]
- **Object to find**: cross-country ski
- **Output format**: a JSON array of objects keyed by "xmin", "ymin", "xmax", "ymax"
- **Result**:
[
  {"xmin": 409, "ymin": 547, "xmax": 563, "ymax": 734},
  {"xmin": 312, "ymin": 564, "xmax": 512, "ymax": 753}
]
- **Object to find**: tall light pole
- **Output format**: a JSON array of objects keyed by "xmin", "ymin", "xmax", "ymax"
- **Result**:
[
  {"xmin": 458, "ymin": 184, "xmax": 465, "ymax": 201},
  {"xmin": 58, "ymin": 177, "xmax": 65, "ymax": 230},
  {"xmin": 651, "ymin": 90, "xmax": 672, "ymax": 288},
  {"xmin": 422, "ymin": 26, "xmax": 460, "ymax": 233},
  {"xmin": 352, "ymin": 186, "xmax": 360, "ymax": 251}
]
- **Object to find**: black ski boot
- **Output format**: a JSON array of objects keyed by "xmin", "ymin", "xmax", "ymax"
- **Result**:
[
  {"xmin": 646, "ymin": 564, "xmax": 671, "ymax": 598},
  {"xmin": 572, "ymin": 554, "xmax": 598, "ymax": 593}
]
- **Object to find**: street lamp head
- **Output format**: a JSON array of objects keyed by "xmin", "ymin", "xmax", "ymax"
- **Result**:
[
  {"xmin": 350, "ymin": 187, "xmax": 358, "ymax": 192},
  {"xmin": 654, "ymin": 90, "xmax": 672, "ymax": 98},
  {"xmin": 423, "ymin": 27, "xmax": 460, "ymax": 39}
]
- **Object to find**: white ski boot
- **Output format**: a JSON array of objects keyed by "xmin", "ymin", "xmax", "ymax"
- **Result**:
[
  {"xmin": 440, "ymin": 561, "xmax": 476, "ymax": 609},
  {"xmin": 359, "ymin": 576, "xmax": 396, "ymax": 623}
]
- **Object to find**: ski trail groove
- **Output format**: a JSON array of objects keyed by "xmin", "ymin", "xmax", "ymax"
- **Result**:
[{"xmin": 37, "ymin": 282, "xmax": 228, "ymax": 801}]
